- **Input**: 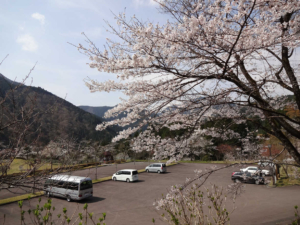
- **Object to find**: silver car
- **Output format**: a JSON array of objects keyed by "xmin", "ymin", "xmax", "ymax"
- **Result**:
[{"xmin": 145, "ymin": 163, "xmax": 167, "ymax": 173}]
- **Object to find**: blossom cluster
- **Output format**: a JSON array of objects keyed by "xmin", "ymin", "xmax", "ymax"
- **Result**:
[{"xmin": 77, "ymin": 0, "xmax": 300, "ymax": 163}]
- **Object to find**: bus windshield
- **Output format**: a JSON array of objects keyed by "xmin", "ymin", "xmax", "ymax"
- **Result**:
[{"xmin": 80, "ymin": 180, "xmax": 93, "ymax": 190}]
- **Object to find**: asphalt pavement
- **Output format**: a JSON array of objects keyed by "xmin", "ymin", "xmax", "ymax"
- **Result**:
[{"xmin": 0, "ymin": 162, "xmax": 299, "ymax": 225}]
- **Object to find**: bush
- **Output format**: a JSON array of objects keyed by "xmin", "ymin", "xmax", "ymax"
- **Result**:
[
  {"xmin": 115, "ymin": 160, "xmax": 121, "ymax": 164},
  {"xmin": 104, "ymin": 160, "xmax": 114, "ymax": 164},
  {"xmin": 14, "ymin": 197, "xmax": 106, "ymax": 225},
  {"xmin": 201, "ymin": 155, "xmax": 211, "ymax": 161}
]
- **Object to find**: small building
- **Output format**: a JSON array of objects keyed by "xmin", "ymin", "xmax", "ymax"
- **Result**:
[{"xmin": 102, "ymin": 151, "xmax": 114, "ymax": 161}]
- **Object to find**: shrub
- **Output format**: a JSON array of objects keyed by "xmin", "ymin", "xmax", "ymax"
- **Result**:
[{"xmin": 13, "ymin": 197, "xmax": 106, "ymax": 225}]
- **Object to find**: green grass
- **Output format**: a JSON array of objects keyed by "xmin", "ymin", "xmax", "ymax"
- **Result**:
[
  {"xmin": 133, "ymin": 159, "xmax": 255, "ymax": 164},
  {"xmin": 179, "ymin": 160, "xmax": 228, "ymax": 164},
  {"xmin": 7, "ymin": 159, "xmax": 61, "ymax": 175},
  {"xmin": 130, "ymin": 159, "xmax": 168, "ymax": 163},
  {"xmin": 92, "ymin": 176, "xmax": 112, "ymax": 184},
  {"xmin": 274, "ymin": 166, "xmax": 300, "ymax": 187},
  {"xmin": 0, "ymin": 191, "xmax": 44, "ymax": 206},
  {"xmin": 275, "ymin": 176, "xmax": 300, "ymax": 187}
]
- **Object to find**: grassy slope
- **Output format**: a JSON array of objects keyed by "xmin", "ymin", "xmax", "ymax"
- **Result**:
[
  {"xmin": 8, "ymin": 159, "xmax": 61, "ymax": 174},
  {"xmin": 276, "ymin": 166, "xmax": 300, "ymax": 187}
]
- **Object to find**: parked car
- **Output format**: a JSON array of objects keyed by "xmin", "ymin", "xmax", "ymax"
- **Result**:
[
  {"xmin": 231, "ymin": 171, "xmax": 266, "ymax": 185},
  {"xmin": 258, "ymin": 160, "xmax": 274, "ymax": 168},
  {"xmin": 240, "ymin": 166, "xmax": 270, "ymax": 176},
  {"xmin": 231, "ymin": 172, "xmax": 245, "ymax": 183},
  {"xmin": 231, "ymin": 172, "xmax": 244, "ymax": 183},
  {"xmin": 145, "ymin": 163, "xmax": 167, "ymax": 173},
  {"xmin": 112, "ymin": 169, "xmax": 138, "ymax": 183},
  {"xmin": 245, "ymin": 171, "xmax": 266, "ymax": 185}
]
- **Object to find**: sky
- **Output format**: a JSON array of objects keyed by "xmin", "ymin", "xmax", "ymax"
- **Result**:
[{"xmin": 0, "ymin": 0, "xmax": 168, "ymax": 107}]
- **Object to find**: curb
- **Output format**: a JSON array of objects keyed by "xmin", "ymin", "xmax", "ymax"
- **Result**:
[{"xmin": 0, "ymin": 163, "xmax": 178, "ymax": 206}]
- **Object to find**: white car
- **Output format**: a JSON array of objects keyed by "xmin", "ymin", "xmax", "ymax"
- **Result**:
[
  {"xmin": 112, "ymin": 169, "xmax": 139, "ymax": 183},
  {"xmin": 258, "ymin": 160, "xmax": 274, "ymax": 168},
  {"xmin": 240, "ymin": 166, "xmax": 270, "ymax": 176}
]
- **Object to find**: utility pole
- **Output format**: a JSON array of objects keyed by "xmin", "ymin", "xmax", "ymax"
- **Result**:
[
  {"xmin": 95, "ymin": 152, "xmax": 98, "ymax": 180},
  {"xmin": 32, "ymin": 160, "xmax": 36, "ymax": 194},
  {"xmin": 268, "ymin": 144, "xmax": 272, "ymax": 157}
]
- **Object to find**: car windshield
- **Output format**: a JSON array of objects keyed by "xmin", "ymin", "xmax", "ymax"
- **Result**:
[
  {"xmin": 80, "ymin": 180, "xmax": 93, "ymax": 190},
  {"xmin": 132, "ymin": 171, "xmax": 138, "ymax": 175}
]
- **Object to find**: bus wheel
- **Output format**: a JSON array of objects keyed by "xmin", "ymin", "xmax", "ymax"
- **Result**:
[{"xmin": 66, "ymin": 195, "xmax": 71, "ymax": 202}]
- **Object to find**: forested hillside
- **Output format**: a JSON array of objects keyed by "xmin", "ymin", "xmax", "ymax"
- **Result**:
[{"xmin": 0, "ymin": 74, "xmax": 116, "ymax": 146}]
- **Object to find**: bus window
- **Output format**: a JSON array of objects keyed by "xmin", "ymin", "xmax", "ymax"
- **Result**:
[
  {"xmin": 80, "ymin": 180, "xmax": 92, "ymax": 190},
  {"xmin": 66, "ymin": 182, "xmax": 79, "ymax": 190},
  {"xmin": 44, "ymin": 179, "xmax": 52, "ymax": 187}
]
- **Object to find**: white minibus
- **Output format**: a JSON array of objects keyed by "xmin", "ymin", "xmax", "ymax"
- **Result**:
[{"xmin": 44, "ymin": 175, "xmax": 93, "ymax": 202}]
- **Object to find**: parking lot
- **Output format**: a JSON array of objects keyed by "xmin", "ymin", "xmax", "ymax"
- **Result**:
[{"xmin": 1, "ymin": 162, "xmax": 300, "ymax": 225}]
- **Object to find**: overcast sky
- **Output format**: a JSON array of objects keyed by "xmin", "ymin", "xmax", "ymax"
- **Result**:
[{"xmin": 0, "ymin": 0, "xmax": 168, "ymax": 106}]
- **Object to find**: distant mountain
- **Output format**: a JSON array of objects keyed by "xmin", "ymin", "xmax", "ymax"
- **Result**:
[
  {"xmin": 78, "ymin": 105, "xmax": 128, "ymax": 121},
  {"xmin": 0, "ymin": 74, "xmax": 116, "ymax": 145},
  {"xmin": 79, "ymin": 106, "xmax": 114, "ymax": 119}
]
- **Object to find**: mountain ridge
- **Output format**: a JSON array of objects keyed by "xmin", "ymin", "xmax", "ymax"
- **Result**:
[{"xmin": 0, "ymin": 73, "xmax": 116, "ymax": 146}]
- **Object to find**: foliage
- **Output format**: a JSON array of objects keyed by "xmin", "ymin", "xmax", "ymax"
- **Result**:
[
  {"xmin": 291, "ymin": 206, "xmax": 300, "ymax": 225},
  {"xmin": 0, "ymin": 74, "xmax": 115, "ymax": 147},
  {"xmin": 15, "ymin": 197, "xmax": 106, "ymax": 225},
  {"xmin": 285, "ymin": 105, "xmax": 300, "ymax": 119},
  {"xmin": 77, "ymin": 0, "xmax": 300, "ymax": 165},
  {"xmin": 154, "ymin": 184, "xmax": 231, "ymax": 225},
  {"xmin": 114, "ymin": 139, "xmax": 133, "ymax": 160}
]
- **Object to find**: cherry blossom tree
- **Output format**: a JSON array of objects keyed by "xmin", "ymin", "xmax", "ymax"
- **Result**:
[{"xmin": 78, "ymin": 0, "xmax": 300, "ymax": 165}]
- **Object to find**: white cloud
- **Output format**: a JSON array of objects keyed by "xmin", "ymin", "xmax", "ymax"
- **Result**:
[
  {"xmin": 16, "ymin": 34, "xmax": 38, "ymax": 51},
  {"xmin": 31, "ymin": 13, "xmax": 45, "ymax": 25}
]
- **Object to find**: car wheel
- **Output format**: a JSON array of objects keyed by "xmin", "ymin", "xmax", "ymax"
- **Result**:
[
  {"xmin": 66, "ymin": 195, "xmax": 71, "ymax": 202},
  {"xmin": 46, "ymin": 191, "xmax": 51, "ymax": 198},
  {"xmin": 255, "ymin": 180, "xmax": 260, "ymax": 185},
  {"xmin": 146, "ymin": 169, "xmax": 149, "ymax": 173},
  {"xmin": 157, "ymin": 170, "xmax": 161, "ymax": 174},
  {"xmin": 113, "ymin": 177, "xmax": 117, "ymax": 181},
  {"xmin": 126, "ymin": 178, "xmax": 130, "ymax": 183}
]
